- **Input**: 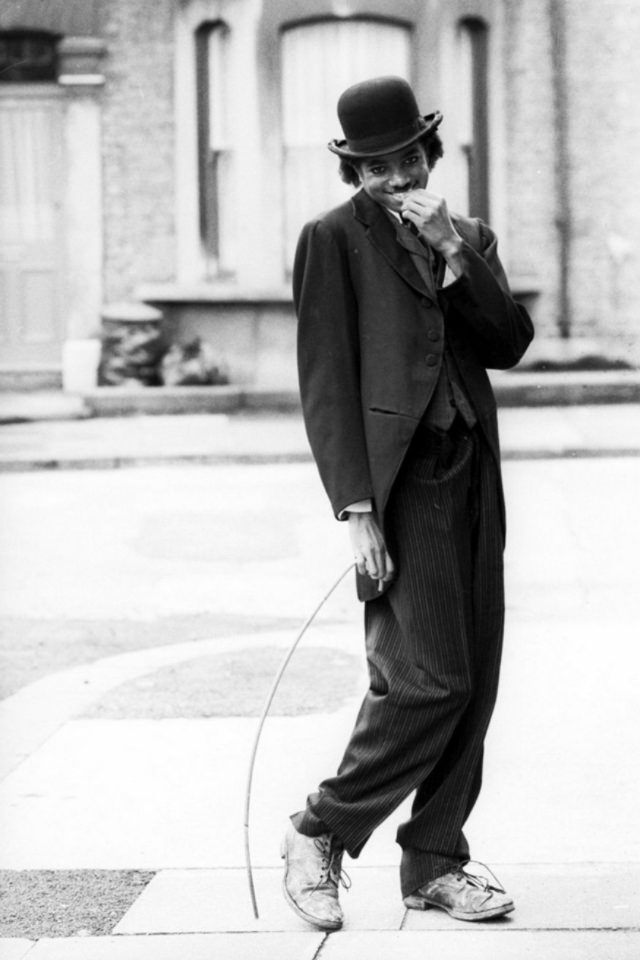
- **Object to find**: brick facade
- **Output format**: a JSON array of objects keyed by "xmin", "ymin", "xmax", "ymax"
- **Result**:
[
  {"xmin": 2, "ymin": 0, "xmax": 639, "ymax": 379},
  {"xmin": 565, "ymin": 0, "xmax": 640, "ymax": 359},
  {"xmin": 502, "ymin": 0, "xmax": 561, "ymax": 341},
  {"xmin": 98, "ymin": 0, "xmax": 176, "ymax": 303}
]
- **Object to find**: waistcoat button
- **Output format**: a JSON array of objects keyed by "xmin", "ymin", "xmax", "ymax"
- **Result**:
[{"xmin": 425, "ymin": 354, "xmax": 438, "ymax": 366}]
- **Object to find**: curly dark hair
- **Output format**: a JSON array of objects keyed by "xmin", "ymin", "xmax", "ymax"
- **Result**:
[{"xmin": 338, "ymin": 131, "xmax": 444, "ymax": 187}]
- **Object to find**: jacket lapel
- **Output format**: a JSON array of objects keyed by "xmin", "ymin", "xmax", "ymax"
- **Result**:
[{"xmin": 351, "ymin": 189, "xmax": 434, "ymax": 301}]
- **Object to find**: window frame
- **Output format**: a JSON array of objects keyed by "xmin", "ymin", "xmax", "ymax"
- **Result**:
[
  {"xmin": 279, "ymin": 15, "xmax": 414, "ymax": 273},
  {"xmin": 458, "ymin": 17, "xmax": 490, "ymax": 222},
  {"xmin": 194, "ymin": 19, "xmax": 235, "ymax": 278}
]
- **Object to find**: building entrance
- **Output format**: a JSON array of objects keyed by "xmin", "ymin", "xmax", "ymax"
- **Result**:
[{"xmin": 0, "ymin": 89, "xmax": 65, "ymax": 368}]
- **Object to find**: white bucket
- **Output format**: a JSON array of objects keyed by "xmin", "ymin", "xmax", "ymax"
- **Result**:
[{"xmin": 62, "ymin": 338, "xmax": 102, "ymax": 393}]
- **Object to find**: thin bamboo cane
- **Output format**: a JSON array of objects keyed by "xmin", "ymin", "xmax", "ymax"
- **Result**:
[{"xmin": 243, "ymin": 562, "xmax": 355, "ymax": 918}]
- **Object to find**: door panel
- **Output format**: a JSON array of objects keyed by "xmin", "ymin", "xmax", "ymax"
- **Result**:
[{"xmin": 0, "ymin": 92, "xmax": 65, "ymax": 365}]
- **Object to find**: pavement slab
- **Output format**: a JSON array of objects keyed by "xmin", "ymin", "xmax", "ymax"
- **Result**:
[
  {"xmin": 114, "ymin": 867, "xmax": 404, "ymax": 934},
  {"xmin": 0, "ymin": 712, "xmax": 384, "ymax": 871},
  {"xmin": 319, "ymin": 930, "xmax": 640, "ymax": 960},
  {"xmin": 402, "ymin": 863, "xmax": 640, "ymax": 931},
  {"xmin": 113, "ymin": 864, "xmax": 640, "ymax": 936},
  {"xmin": 0, "ymin": 627, "xmax": 358, "ymax": 781},
  {"xmin": 0, "ymin": 944, "xmax": 36, "ymax": 960},
  {"xmin": 24, "ymin": 932, "xmax": 324, "ymax": 959}
]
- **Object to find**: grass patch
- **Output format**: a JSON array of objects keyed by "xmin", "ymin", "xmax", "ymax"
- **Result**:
[{"xmin": 0, "ymin": 870, "xmax": 155, "ymax": 938}]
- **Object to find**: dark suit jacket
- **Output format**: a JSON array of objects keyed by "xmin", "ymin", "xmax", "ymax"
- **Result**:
[{"xmin": 294, "ymin": 188, "xmax": 534, "ymax": 600}]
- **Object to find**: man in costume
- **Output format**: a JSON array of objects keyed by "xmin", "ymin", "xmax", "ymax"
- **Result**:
[{"xmin": 282, "ymin": 76, "xmax": 534, "ymax": 930}]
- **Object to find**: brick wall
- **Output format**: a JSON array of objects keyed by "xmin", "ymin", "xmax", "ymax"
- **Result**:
[
  {"xmin": 499, "ymin": 0, "xmax": 640, "ymax": 360},
  {"xmin": 565, "ymin": 0, "xmax": 640, "ymax": 359},
  {"xmin": 502, "ymin": 0, "xmax": 561, "ymax": 341},
  {"xmin": 99, "ymin": 0, "xmax": 176, "ymax": 303}
]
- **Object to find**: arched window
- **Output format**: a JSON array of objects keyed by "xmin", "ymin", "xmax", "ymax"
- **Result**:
[
  {"xmin": 0, "ymin": 30, "xmax": 58, "ymax": 83},
  {"xmin": 281, "ymin": 18, "xmax": 411, "ymax": 269},
  {"xmin": 195, "ymin": 21, "xmax": 235, "ymax": 276},
  {"xmin": 457, "ymin": 17, "xmax": 490, "ymax": 221}
]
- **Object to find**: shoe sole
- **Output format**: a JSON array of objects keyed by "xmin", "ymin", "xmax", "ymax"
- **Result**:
[
  {"xmin": 280, "ymin": 843, "xmax": 343, "ymax": 932},
  {"xmin": 403, "ymin": 894, "xmax": 515, "ymax": 921}
]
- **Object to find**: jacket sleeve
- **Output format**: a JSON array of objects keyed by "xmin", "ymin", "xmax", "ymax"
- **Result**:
[
  {"xmin": 294, "ymin": 218, "xmax": 374, "ymax": 519},
  {"xmin": 440, "ymin": 220, "xmax": 534, "ymax": 369}
]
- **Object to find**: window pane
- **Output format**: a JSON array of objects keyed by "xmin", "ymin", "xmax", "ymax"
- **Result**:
[
  {"xmin": 196, "ymin": 22, "xmax": 235, "ymax": 275},
  {"xmin": 0, "ymin": 31, "xmax": 57, "ymax": 83},
  {"xmin": 282, "ymin": 20, "xmax": 411, "ymax": 270},
  {"xmin": 457, "ymin": 18, "xmax": 490, "ymax": 222},
  {"xmin": 0, "ymin": 106, "xmax": 57, "ymax": 242}
]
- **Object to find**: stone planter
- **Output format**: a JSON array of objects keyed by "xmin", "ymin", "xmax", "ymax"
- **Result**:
[{"xmin": 98, "ymin": 303, "xmax": 165, "ymax": 387}]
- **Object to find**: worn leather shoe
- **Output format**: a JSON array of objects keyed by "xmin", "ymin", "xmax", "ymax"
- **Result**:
[
  {"xmin": 404, "ymin": 863, "xmax": 514, "ymax": 921},
  {"xmin": 281, "ymin": 824, "xmax": 346, "ymax": 930}
]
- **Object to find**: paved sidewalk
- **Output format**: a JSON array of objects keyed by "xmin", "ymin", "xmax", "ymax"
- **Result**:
[
  {"xmin": 1, "ymin": 618, "xmax": 639, "ymax": 956},
  {"xmin": 0, "ymin": 403, "xmax": 639, "ymax": 471},
  {"xmin": 1, "ymin": 400, "xmax": 639, "ymax": 956},
  {"xmin": 3, "ymin": 863, "xmax": 633, "ymax": 958}
]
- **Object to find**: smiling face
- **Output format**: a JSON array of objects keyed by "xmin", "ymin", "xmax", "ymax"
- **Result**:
[{"xmin": 357, "ymin": 142, "xmax": 430, "ymax": 214}]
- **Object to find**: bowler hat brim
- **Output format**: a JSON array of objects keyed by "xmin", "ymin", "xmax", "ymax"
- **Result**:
[{"xmin": 327, "ymin": 111, "xmax": 443, "ymax": 159}]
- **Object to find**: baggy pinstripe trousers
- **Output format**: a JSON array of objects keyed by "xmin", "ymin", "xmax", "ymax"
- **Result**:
[{"xmin": 293, "ymin": 423, "xmax": 505, "ymax": 898}]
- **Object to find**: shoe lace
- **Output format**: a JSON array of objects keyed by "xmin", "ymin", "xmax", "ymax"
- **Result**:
[
  {"xmin": 313, "ymin": 836, "xmax": 352, "ymax": 892},
  {"xmin": 456, "ymin": 859, "xmax": 506, "ymax": 894}
]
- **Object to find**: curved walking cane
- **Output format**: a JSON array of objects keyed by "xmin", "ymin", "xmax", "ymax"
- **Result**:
[{"xmin": 243, "ymin": 562, "xmax": 356, "ymax": 919}]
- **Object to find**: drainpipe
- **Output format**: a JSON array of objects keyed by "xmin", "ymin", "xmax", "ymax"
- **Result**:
[{"xmin": 549, "ymin": 0, "xmax": 571, "ymax": 338}]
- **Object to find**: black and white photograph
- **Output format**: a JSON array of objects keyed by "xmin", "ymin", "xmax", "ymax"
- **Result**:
[{"xmin": 0, "ymin": 0, "xmax": 639, "ymax": 957}]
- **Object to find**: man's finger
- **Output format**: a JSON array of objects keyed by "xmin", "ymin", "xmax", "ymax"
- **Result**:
[
  {"xmin": 365, "ymin": 544, "xmax": 382, "ymax": 579},
  {"xmin": 376, "ymin": 548, "xmax": 395, "ymax": 582}
]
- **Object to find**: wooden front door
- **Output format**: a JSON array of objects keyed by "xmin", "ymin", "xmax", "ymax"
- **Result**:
[{"xmin": 0, "ymin": 90, "xmax": 65, "ymax": 366}]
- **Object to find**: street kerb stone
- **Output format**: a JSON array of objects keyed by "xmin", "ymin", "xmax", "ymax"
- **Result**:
[
  {"xmin": 22, "ymin": 932, "xmax": 324, "ymax": 960},
  {"xmin": 318, "ymin": 930, "xmax": 640, "ymax": 960},
  {"xmin": 2, "ymin": 405, "xmax": 640, "ymax": 472}
]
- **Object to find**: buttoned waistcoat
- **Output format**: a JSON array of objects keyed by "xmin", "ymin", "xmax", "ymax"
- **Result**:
[{"xmin": 294, "ymin": 189, "xmax": 534, "ymax": 599}]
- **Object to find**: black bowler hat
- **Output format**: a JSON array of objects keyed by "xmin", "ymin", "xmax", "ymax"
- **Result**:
[{"xmin": 328, "ymin": 76, "xmax": 443, "ymax": 159}]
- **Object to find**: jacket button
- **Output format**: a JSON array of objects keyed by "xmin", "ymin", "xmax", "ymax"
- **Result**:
[
  {"xmin": 425, "ymin": 354, "xmax": 438, "ymax": 366},
  {"xmin": 427, "ymin": 330, "xmax": 440, "ymax": 341}
]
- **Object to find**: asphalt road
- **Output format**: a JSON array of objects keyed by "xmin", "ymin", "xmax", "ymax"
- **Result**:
[{"xmin": 1, "ymin": 456, "xmax": 639, "ymax": 692}]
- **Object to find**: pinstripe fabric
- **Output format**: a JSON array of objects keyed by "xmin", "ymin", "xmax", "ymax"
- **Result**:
[{"xmin": 292, "ymin": 423, "xmax": 505, "ymax": 898}]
